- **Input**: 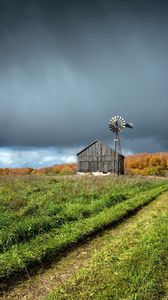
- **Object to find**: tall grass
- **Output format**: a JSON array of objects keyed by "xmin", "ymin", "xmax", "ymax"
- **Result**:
[
  {"xmin": 0, "ymin": 183, "xmax": 167, "ymax": 281},
  {"xmin": 0, "ymin": 177, "xmax": 161, "ymax": 253}
]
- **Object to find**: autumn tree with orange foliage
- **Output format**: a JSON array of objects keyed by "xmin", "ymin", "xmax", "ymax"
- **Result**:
[
  {"xmin": 125, "ymin": 153, "xmax": 168, "ymax": 176},
  {"xmin": 0, "ymin": 155, "xmax": 167, "ymax": 177},
  {"xmin": 0, "ymin": 164, "xmax": 77, "ymax": 176},
  {"xmin": 0, "ymin": 168, "xmax": 34, "ymax": 176}
]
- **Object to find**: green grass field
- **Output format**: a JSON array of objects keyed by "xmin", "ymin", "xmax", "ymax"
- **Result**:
[
  {"xmin": 0, "ymin": 175, "xmax": 167, "ymax": 299},
  {"xmin": 46, "ymin": 195, "xmax": 168, "ymax": 300}
]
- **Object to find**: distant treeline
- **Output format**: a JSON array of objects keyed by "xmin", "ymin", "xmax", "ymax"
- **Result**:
[
  {"xmin": 0, "ymin": 153, "xmax": 168, "ymax": 176},
  {"xmin": 125, "ymin": 153, "xmax": 168, "ymax": 176},
  {"xmin": 0, "ymin": 163, "xmax": 77, "ymax": 176}
]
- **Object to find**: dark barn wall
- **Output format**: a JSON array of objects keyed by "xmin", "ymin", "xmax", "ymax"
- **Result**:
[{"xmin": 77, "ymin": 140, "xmax": 124, "ymax": 174}]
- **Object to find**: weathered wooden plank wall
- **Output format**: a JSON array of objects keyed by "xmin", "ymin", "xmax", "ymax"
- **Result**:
[{"xmin": 77, "ymin": 140, "xmax": 124, "ymax": 174}]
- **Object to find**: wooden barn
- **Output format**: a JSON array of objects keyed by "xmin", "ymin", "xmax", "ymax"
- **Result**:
[{"xmin": 77, "ymin": 140, "xmax": 124, "ymax": 175}]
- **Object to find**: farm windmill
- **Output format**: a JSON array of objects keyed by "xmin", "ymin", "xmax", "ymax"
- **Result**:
[{"xmin": 108, "ymin": 116, "xmax": 133, "ymax": 173}]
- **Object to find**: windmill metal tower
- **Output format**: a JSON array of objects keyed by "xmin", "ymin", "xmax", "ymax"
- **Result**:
[{"xmin": 108, "ymin": 116, "xmax": 133, "ymax": 174}]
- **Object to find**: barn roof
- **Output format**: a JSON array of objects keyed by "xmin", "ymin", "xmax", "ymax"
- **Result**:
[
  {"xmin": 76, "ymin": 139, "xmax": 125, "ymax": 158},
  {"xmin": 76, "ymin": 139, "xmax": 99, "ymax": 155}
]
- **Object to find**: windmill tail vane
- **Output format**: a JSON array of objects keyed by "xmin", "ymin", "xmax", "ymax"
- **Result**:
[{"xmin": 125, "ymin": 123, "xmax": 133, "ymax": 129}]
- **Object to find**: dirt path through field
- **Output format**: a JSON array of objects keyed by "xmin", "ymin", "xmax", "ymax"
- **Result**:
[{"xmin": 1, "ymin": 192, "xmax": 168, "ymax": 300}]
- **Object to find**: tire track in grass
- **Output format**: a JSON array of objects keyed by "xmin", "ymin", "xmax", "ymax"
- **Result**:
[
  {"xmin": 1, "ymin": 192, "xmax": 168, "ymax": 300},
  {"xmin": 0, "ymin": 185, "xmax": 166, "ymax": 284}
]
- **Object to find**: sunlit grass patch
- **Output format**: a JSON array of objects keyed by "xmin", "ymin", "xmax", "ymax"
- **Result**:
[{"xmin": 46, "ymin": 205, "xmax": 168, "ymax": 300}]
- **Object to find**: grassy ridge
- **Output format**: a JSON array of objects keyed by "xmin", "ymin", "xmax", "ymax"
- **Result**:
[
  {"xmin": 0, "ymin": 184, "xmax": 157, "ymax": 253},
  {"xmin": 46, "ymin": 204, "xmax": 168, "ymax": 300},
  {"xmin": 0, "ymin": 178, "xmax": 160, "ymax": 253},
  {"xmin": 0, "ymin": 183, "xmax": 167, "ymax": 281}
]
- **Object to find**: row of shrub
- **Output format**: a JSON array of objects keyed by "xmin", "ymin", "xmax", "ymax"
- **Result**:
[{"xmin": 0, "ymin": 163, "xmax": 77, "ymax": 176}]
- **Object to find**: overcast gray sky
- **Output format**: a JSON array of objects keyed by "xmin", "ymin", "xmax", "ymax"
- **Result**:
[{"xmin": 0, "ymin": 0, "xmax": 168, "ymax": 167}]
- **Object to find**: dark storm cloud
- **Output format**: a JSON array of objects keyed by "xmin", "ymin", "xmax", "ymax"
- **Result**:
[{"xmin": 0, "ymin": 0, "xmax": 168, "ymax": 153}]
